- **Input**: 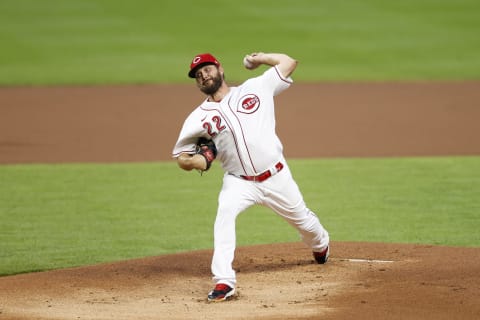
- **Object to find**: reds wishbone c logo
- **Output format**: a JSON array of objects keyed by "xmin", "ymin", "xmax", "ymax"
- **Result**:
[{"xmin": 238, "ymin": 94, "xmax": 260, "ymax": 114}]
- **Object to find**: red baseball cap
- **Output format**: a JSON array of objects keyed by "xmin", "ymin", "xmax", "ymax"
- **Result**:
[{"xmin": 188, "ymin": 53, "xmax": 220, "ymax": 78}]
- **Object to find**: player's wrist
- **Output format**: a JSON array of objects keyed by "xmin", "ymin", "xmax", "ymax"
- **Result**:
[
  {"xmin": 193, "ymin": 154, "xmax": 209, "ymax": 170},
  {"xmin": 253, "ymin": 53, "xmax": 278, "ymax": 66}
]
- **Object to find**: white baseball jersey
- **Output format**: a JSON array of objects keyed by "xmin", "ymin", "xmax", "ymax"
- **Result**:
[{"xmin": 172, "ymin": 66, "xmax": 291, "ymax": 176}]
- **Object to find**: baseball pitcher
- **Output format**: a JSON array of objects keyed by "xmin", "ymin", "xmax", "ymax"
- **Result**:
[{"xmin": 172, "ymin": 52, "xmax": 330, "ymax": 302}]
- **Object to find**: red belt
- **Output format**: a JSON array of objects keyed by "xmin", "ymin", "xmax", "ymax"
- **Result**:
[{"xmin": 240, "ymin": 162, "xmax": 284, "ymax": 182}]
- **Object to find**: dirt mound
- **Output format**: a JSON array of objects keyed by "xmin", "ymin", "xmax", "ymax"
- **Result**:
[{"xmin": 1, "ymin": 242, "xmax": 479, "ymax": 320}]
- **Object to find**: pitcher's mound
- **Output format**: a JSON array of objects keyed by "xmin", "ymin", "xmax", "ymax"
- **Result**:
[{"xmin": 1, "ymin": 241, "xmax": 479, "ymax": 320}]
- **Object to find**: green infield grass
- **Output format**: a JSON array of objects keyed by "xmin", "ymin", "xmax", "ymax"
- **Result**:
[
  {"xmin": 1, "ymin": 157, "xmax": 479, "ymax": 276},
  {"xmin": 1, "ymin": 0, "xmax": 479, "ymax": 85}
]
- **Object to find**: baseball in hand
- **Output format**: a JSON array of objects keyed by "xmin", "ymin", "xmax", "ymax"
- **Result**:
[{"xmin": 243, "ymin": 55, "xmax": 254, "ymax": 69}]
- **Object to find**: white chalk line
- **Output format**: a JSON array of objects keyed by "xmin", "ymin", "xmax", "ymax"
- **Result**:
[{"xmin": 340, "ymin": 258, "xmax": 395, "ymax": 263}]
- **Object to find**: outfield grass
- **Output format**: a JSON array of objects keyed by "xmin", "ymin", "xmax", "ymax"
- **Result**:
[
  {"xmin": 0, "ymin": 0, "xmax": 479, "ymax": 85},
  {"xmin": 1, "ymin": 157, "xmax": 479, "ymax": 276}
]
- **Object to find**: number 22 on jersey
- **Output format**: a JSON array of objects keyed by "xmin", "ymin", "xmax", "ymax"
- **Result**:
[{"xmin": 203, "ymin": 115, "xmax": 226, "ymax": 138}]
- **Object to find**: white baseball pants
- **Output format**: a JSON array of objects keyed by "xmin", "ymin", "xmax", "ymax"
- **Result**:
[{"xmin": 211, "ymin": 161, "xmax": 329, "ymax": 288}]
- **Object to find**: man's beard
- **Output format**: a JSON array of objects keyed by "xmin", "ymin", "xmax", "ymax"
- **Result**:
[{"xmin": 199, "ymin": 73, "xmax": 223, "ymax": 95}]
